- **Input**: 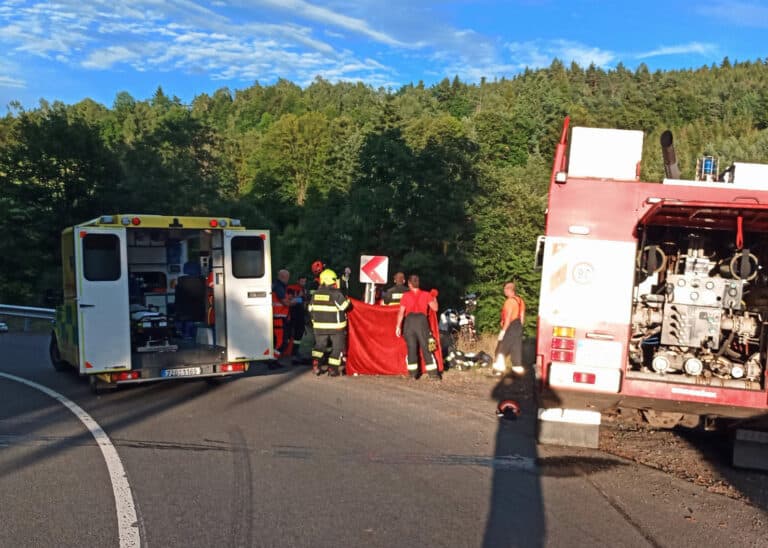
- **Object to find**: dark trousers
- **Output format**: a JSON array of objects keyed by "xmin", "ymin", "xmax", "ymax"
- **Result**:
[
  {"xmin": 312, "ymin": 331, "xmax": 347, "ymax": 368},
  {"xmin": 404, "ymin": 313, "xmax": 436, "ymax": 376},
  {"xmin": 495, "ymin": 319, "xmax": 523, "ymax": 367}
]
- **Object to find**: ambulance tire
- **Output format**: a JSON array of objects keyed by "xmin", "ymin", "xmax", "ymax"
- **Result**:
[{"xmin": 49, "ymin": 333, "xmax": 68, "ymax": 372}]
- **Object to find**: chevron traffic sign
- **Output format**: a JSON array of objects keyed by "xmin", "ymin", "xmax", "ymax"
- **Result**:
[{"xmin": 359, "ymin": 255, "xmax": 389, "ymax": 284}]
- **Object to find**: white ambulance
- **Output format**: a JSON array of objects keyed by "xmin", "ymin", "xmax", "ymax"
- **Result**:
[{"xmin": 49, "ymin": 214, "xmax": 273, "ymax": 392}]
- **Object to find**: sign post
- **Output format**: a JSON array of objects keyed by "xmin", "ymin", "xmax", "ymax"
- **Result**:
[{"xmin": 359, "ymin": 255, "xmax": 389, "ymax": 304}]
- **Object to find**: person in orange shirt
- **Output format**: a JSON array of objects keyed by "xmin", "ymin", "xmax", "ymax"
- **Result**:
[{"xmin": 493, "ymin": 281, "xmax": 526, "ymax": 376}]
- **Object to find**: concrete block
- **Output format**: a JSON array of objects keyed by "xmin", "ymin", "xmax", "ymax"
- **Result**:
[{"xmin": 537, "ymin": 408, "xmax": 601, "ymax": 449}]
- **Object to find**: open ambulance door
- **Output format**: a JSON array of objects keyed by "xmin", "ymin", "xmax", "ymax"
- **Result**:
[
  {"xmin": 75, "ymin": 227, "xmax": 131, "ymax": 374},
  {"xmin": 223, "ymin": 230, "xmax": 273, "ymax": 361}
]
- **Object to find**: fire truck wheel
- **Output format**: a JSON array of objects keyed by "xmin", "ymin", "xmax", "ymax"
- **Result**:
[{"xmin": 49, "ymin": 334, "xmax": 68, "ymax": 372}]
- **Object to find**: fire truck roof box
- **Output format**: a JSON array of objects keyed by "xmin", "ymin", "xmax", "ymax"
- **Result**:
[
  {"xmin": 568, "ymin": 126, "xmax": 644, "ymax": 181},
  {"xmin": 728, "ymin": 162, "xmax": 768, "ymax": 188}
]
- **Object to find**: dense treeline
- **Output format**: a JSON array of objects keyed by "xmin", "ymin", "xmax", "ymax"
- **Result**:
[{"xmin": 2, "ymin": 57, "xmax": 768, "ymax": 334}]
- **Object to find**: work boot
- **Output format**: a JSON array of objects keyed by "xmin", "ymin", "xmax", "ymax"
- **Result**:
[
  {"xmin": 328, "ymin": 366, "xmax": 341, "ymax": 377},
  {"xmin": 312, "ymin": 359, "xmax": 324, "ymax": 376},
  {"xmin": 428, "ymin": 372, "xmax": 442, "ymax": 381}
]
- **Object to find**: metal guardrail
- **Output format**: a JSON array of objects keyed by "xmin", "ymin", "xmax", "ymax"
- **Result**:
[{"xmin": 0, "ymin": 304, "xmax": 56, "ymax": 321}]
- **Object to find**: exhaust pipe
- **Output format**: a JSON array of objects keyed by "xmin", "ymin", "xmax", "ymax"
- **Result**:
[{"xmin": 660, "ymin": 130, "xmax": 681, "ymax": 179}]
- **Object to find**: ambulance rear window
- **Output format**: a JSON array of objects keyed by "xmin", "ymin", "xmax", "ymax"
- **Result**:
[
  {"xmin": 83, "ymin": 234, "xmax": 121, "ymax": 281},
  {"xmin": 232, "ymin": 236, "xmax": 265, "ymax": 278}
]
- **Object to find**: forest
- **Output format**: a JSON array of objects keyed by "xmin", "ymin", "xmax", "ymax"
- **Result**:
[{"xmin": 2, "ymin": 57, "xmax": 768, "ymax": 334}]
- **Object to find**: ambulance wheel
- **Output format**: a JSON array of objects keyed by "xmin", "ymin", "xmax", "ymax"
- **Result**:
[{"xmin": 49, "ymin": 334, "xmax": 68, "ymax": 372}]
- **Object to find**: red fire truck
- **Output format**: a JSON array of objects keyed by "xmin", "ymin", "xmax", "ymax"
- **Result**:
[{"xmin": 535, "ymin": 118, "xmax": 768, "ymax": 467}]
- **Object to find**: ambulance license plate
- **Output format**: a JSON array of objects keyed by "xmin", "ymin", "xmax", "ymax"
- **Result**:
[{"xmin": 161, "ymin": 367, "xmax": 202, "ymax": 378}]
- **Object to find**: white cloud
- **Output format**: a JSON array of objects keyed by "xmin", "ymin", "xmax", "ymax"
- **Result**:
[
  {"xmin": 82, "ymin": 45, "xmax": 142, "ymax": 69},
  {"xmin": 506, "ymin": 40, "xmax": 616, "ymax": 70},
  {"xmin": 0, "ymin": 75, "xmax": 26, "ymax": 89},
  {"xmin": 698, "ymin": 1, "xmax": 768, "ymax": 28},
  {"xmin": 636, "ymin": 42, "xmax": 717, "ymax": 59},
  {"xmin": 251, "ymin": 0, "xmax": 413, "ymax": 47}
]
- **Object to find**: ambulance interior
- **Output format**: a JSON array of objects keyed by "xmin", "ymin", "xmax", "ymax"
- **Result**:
[{"xmin": 126, "ymin": 227, "xmax": 224, "ymax": 368}]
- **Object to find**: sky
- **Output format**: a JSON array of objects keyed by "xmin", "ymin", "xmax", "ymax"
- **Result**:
[{"xmin": 1, "ymin": 0, "xmax": 767, "ymax": 110}]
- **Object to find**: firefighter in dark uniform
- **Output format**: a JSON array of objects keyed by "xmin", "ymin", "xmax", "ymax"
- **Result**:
[
  {"xmin": 308, "ymin": 269, "xmax": 350, "ymax": 377},
  {"xmin": 395, "ymin": 274, "xmax": 439, "ymax": 379},
  {"xmin": 382, "ymin": 271, "xmax": 407, "ymax": 306}
]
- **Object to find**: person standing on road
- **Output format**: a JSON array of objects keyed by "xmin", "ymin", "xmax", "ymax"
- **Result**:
[
  {"xmin": 308, "ymin": 269, "xmax": 350, "ymax": 377},
  {"xmin": 287, "ymin": 275, "xmax": 308, "ymax": 358},
  {"xmin": 493, "ymin": 281, "xmax": 526, "ymax": 376},
  {"xmin": 382, "ymin": 271, "xmax": 407, "ymax": 306},
  {"xmin": 271, "ymin": 269, "xmax": 295, "ymax": 363},
  {"xmin": 395, "ymin": 274, "xmax": 439, "ymax": 379}
]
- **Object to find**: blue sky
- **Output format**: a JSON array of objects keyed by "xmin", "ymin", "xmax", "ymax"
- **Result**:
[{"xmin": 1, "ymin": 0, "xmax": 767, "ymax": 110}]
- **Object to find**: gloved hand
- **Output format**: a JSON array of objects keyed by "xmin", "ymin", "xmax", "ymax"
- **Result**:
[
  {"xmin": 430, "ymin": 289, "xmax": 439, "ymax": 297},
  {"xmin": 497, "ymin": 329, "xmax": 506, "ymax": 341}
]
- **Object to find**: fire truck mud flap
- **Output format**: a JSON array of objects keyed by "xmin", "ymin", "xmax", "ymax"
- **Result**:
[
  {"xmin": 537, "ymin": 408, "xmax": 601, "ymax": 449},
  {"xmin": 732, "ymin": 429, "xmax": 768, "ymax": 471}
]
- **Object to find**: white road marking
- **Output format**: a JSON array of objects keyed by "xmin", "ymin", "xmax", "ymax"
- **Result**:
[{"xmin": 0, "ymin": 373, "xmax": 141, "ymax": 547}]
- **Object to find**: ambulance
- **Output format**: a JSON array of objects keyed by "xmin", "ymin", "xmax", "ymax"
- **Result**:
[{"xmin": 49, "ymin": 214, "xmax": 273, "ymax": 392}]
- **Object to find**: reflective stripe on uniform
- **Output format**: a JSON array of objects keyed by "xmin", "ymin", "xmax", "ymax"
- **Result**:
[
  {"xmin": 425, "ymin": 362, "xmax": 437, "ymax": 371},
  {"xmin": 312, "ymin": 294, "xmax": 331, "ymax": 302},
  {"xmin": 406, "ymin": 363, "xmax": 418, "ymax": 371},
  {"xmin": 312, "ymin": 350, "xmax": 325, "ymax": 359},
  {"xmin": 309, "ymin": 304, "xmax": 340, "ymax": 312},
  {"xmin": 328, "ymin": 356, "xmax": 342, "ymax": 366},
  {"xmin": 312, "ymin": 321, "xmax": 347, "ymax": 330}
]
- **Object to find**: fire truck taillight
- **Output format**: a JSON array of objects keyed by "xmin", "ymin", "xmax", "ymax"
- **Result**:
[
  {"xmin": 552, "ymin": 326, "xmax": 576, "ymax": 338},
  {"xmin": 131, "ymin": 217, "xmax": 141, "ymax": 226},
  {"xmin": 551, "ymin": 337, "xmax": 576, "ymax": 350},
  {"xmin": 209, "ymin": 219, "xmax": 218, "ymax": 227},
  {"xmin": 573, "ymin": 372, "xmax": 596, "ymax": 384},
  {"xmin": 551, "ymin": 349, "xmax": 575, "ymax": 362},
  {"xmin": 551, "ymin": 326, "xmax": 576, "ymax": 362}
]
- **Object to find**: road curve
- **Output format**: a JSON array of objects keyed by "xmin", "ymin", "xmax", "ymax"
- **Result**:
[{"xmin": 1, "ymin": 333, "xmax": 765, "ymax": 547}]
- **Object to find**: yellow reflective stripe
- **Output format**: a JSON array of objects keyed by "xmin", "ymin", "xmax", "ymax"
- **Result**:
[
  {"xmin": 313, "ymin": 294, "xmax": 330, "ymax": 301},
  {"xmin": 312, "ymin": 321, "xmax": 347, "ymax": 329},
  {"xmin": 425, "ymin": 363, "xmax": 437, "ymax": 371},
  {"xmin": 328, "ymin": 357, "xmax": 341, "ymax": 365},
  {"xmin": 406, "ymin": 363, "xmax": 418, "ymax": 371},
  {"xmin": 338, "ymin": 300, "xmax": 350, "ymax": 311},
  {"xmin": 312, "ymin": 350, "xmax": 325, "ymax": 358},
  {"xmin": 310, "ymin": 304, "xmax": 339, "ymax": 312}
]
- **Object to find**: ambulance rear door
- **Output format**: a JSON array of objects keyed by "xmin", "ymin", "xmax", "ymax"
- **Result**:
[
  {"xmin": 75, "ymin": 227, "xmax": 131, "ymax": 374},
  {"xmin": 223, "ymin": 230, "xmax": 273, "ymax": 361}
]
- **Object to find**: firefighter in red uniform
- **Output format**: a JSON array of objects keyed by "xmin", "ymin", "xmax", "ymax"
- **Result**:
[
  {"xmin": 395, "ymin": 274, "xmax": 440, "ymax": 379},
  {"xmin": 308, "ymin": 269, "xmax": 350, "ymax": 377}
]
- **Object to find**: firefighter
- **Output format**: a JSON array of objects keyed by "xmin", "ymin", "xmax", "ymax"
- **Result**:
[
  {"xmin": 271, "ymin": 269, "xmax": 294, "ymax": 362},
  {"xmin": 309, "ymin": 259, "xmax": 325, "ymax": 292},
  {"xmin": 308, "ymin": 269, "xmax": 350, "ymax": 377},
  {"xmin": 493, "ymin": 281, "xmax": 526, "ymax": 376},
  {"xmin": 395, "ymin": 274, "xmax": 439, "ymax": 379},
  {"xmin": 382, "ymin": 271, "xmax": 407, "ymax": 306},
  {"xmin": 286, "ymin": 275, "xmax": 308, "ymax": 357}
]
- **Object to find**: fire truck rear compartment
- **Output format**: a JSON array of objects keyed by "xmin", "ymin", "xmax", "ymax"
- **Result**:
[{"xmin": 629, "ymin": 203, "xmax": 768, "ymax": 391}]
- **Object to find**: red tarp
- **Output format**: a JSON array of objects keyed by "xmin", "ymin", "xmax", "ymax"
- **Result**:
[{"xmin": 346, "ymin": 298, "xmax": 444, "ymax": 375}]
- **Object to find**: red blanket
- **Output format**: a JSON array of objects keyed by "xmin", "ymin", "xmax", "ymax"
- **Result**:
[{"xmin": 346, "ymin": 298, "xmax": 443, "ymax": 375}]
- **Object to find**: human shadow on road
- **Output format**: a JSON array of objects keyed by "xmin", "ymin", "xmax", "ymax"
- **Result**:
[
  {"xmin": 483, "ymin": 364, "xmax": 546, "ymax": 548},
  {"xmin": 483, "ymin": 343, "xmax": 628, "ymax": 547}
]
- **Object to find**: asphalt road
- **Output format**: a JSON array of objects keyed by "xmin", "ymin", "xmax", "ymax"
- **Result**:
[{"xmin": 1, "ymin": 333, "xmax": 766, "ymax": 548}]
